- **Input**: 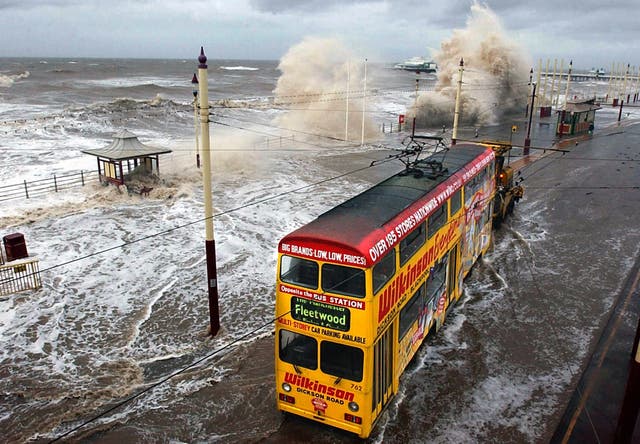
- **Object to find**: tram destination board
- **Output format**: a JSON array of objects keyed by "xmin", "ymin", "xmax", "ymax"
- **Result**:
[{"xmin": 291, "ymin": 296, "xmax": 351, "ymax": 331}]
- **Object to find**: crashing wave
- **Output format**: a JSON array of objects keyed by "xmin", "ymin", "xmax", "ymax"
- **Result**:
[
  {"xmin": 219, "ymin": 66, "xmax": 259, "ymax": 71},
  {"xmin": 0, "ymin": 71, "xmax": 30, "ymax": 88}
]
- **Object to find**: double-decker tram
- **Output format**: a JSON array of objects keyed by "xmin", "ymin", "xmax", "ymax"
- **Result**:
[{"xmin": 275, "ymin": 143, "xmax": 496, "ymax": 438}]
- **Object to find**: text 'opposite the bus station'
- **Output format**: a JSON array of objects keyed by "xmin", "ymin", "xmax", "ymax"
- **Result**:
[{"xmin": 279, "ymin": 284, "xmax": 366, "ymax": 310}]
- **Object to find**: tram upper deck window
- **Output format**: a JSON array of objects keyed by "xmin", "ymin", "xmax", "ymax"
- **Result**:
[
  {"xmin": 280, "ymin": 255, "xmax": 319, "ymax": 289},
  {"xmin": 400, "ymin": 222, "xmax": 426, "ymax": 266},
  {"xmin": 322, "ymin": 263, "xmax": 365, "ymax": 298},
  {"xmin": 279, "ymin": 329, "xmax": 318, "ymax": 370},
  {"xmin": 464, "ymin": 167, "xmax": 488, "ymax": 204},
  {"xmin": 373, "ymin": 251, "xmax": 396, "ymax": 294},
  {"xmin": 450, "ymin": 189, "xmax": 462, "ymax": 215},
  {"xmin": 428, "ymin": 203, "xmax": 448, "ymax": 239},
  {"xmin": 321, "ymin": 341, "xmax": 364, "ymax": 382}
]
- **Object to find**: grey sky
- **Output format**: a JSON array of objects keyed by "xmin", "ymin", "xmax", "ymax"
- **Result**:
[{"xmin": 0, "ymin": 0, "xmax": 637, "ymax": 68}]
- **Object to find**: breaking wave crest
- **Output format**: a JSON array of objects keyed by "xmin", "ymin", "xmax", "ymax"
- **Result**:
[
  {"xmin": 0, "ymin": 70, "xmax": 30, "ymax": 88},
  {"xmin": 273, "ymin": 37, "xmax": 378, "ymax": 142},
  {"xmin": 410, "ymin": 3, "xmax": 531, "ymax": 127},
  {"xmin": 219, "ymin": 66, "xmax": 259, "ymax": 71},
  {"xmin": 76, "ymin": 95, "xmax": 191, "ymax": 115}
]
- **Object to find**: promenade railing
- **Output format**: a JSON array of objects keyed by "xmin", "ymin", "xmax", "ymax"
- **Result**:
[{"xmin": 0, "ymin": 170, "xmax": 99, "ymax": 202}]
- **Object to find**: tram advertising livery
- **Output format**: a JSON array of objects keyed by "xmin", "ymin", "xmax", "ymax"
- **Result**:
[{"xmin": 275, "ymin": 143, "xmax": 497, "ymax": 438}]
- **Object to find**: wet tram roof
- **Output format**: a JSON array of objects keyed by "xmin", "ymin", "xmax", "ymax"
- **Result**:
[{"xmin": 288, "ymin": 144, "xmax": 488, "ymax": 247}]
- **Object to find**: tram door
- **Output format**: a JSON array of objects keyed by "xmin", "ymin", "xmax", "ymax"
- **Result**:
[
  {"xmin": 447, "ymin": 244, "xmax": 459, "ymax": 304},
  {"xmin": 372, "ymin": 325, "xmax": 394, "ymax": 419}
]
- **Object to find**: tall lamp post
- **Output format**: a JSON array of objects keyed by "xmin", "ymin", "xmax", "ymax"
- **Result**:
[
  {"xmin": 412, "ymin": 77, "xmax": 419, "ymax": 137},
  {"xmin": 191, "ymin": 73, "xmax": 200, "ymax": 168},
  {"xmin": 197, "ymin": 47, "xmax": 220, "ymax": 337},
  {"xmin": 451, "ymin": 58, "xmax": 464, "ymax": 145},
  {"xmin": 524, "ymin": 67, "xmax": 536, "ymax": 155}
]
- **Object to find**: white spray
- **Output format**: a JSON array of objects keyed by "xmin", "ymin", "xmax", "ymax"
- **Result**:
[
  {"xmin": 273, "ymin": 37, "xmax": 377, "ymax": 143},
  {"xmin": 411, "ymin": 3, "xmax": 532, "ymax": 128}
]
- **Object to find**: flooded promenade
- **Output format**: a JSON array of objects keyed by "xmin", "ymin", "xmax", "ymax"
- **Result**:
[{"xmin": 59, "ymin": 109, "xmax": 640, "ymax": 443}]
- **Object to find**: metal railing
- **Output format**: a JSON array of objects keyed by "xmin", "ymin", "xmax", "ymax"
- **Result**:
[
  {"xmin": 0, "ymin": 258, "xmax": 42, "ymax": 297},
  {"xmin": 0, "ymin": 170, "xmax": 99, "ymax": 202}
]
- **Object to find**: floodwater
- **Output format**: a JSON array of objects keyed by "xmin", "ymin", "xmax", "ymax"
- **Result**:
[{"xmin": 58, "ymin": 117, "xmax": 640, "ymax": 443}]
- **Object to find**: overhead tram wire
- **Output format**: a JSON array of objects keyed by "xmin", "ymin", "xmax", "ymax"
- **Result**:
[
  {"xmin": 3, "ymin": 154, "xmax": 403, "ymax": 284},
  {"xmin": 45, "ymin": 146, "xmax": 498, "ymax": 441},
  {"xmin": 210, "ymin": 84, "xmax": 437, "ymax": 110},
  {"xmin": 42, "ymin": 138, "xmax": 626, "ymax": 441},
  {"xmin": 48, "ymin": 310, "xmax": 292, "ymax": 443},
  {"xmin": 211, "ymin": 113, "xmax": 358, "ymax": 146}
]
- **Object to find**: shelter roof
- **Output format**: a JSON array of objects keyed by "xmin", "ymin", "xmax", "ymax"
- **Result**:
[
  {"xmin": 563, "ymin": 98, "xmax": 601, "ymax": 113},
  {"xmin": 81, "ymin": 130, "xmax": 172, "ymax": 160}
]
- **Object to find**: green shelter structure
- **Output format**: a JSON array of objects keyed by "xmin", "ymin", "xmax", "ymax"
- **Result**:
[
  {"xmin": 82, "ymin": 130, "xmax": 172, "ymax": 186},
  {"xmin": 556, "ymin": 98, "xmax": 601, "ymax": 137}
]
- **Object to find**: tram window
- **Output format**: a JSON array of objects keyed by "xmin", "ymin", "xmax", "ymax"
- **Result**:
[
  {"xmin": 399, "ymin": 283, "xmax": 425, "ymax": 340},
  {"xmin": 280, "ymin": 255, "xmax": 319, "ymax": 289},
  {"xmin": 486, "ymin": 163, "xmax": 494, "ymax": 177},
  {"xmin": 321, "ymin": 341, "xmax": 364, "ymax": 382},
  {"xmin": 428, "ymin": 204, "xmax": 448, "ymax": 239},
  {"xmin": 426, "ymin": 257, "xmax": 447, "ymax": 300},
  {"xmin": 450, "ymin": 189, "xmax": 462, "ymax": 215},
  {"xmin": 373, "ymin": 251, "xmax": 396, "ymax": 294},
  {"xmin": 400, "ymin": 222, "xmax": 426, "ymax": 266},
  {"xmin": 279, "ymin": 329, "xmax": 318, "ymax": 370},
  {"xmin": 481, "ymin": 204, "xmax": 491, "ymax": 227},
  {"xmin": 464, "ymin": 168, "xmax": 487, "ymax": 204},
  {"xmin": 322, "ymin": 264, "xmax": 365, "ymax": 298}
]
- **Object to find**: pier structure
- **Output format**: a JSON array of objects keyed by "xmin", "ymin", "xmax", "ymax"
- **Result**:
[{"xmin": 536, "ymin": 59, "xmax": 640, "ymax": 108}]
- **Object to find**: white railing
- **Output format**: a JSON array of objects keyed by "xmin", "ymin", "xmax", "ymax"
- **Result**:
[
  {"xmin": 0, "ymin": 170, "xmax": 99, "ymax": 202},
  {"xmin": 0, "ymin": 258, "xmax": 42, "ymax": 297}
]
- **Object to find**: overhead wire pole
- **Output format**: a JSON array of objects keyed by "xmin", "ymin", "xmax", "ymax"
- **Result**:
[
  {"xmin": 345, "ymin": 59, "xmax": 350, "ymax": 142},
  {"xmin": 535, "ymin": 59, "xmax": 542, "ymax": 109},
  {"xmin": 607, "ymin": 61, "xmax": 615, "ymax": 102},
  {"xmin": 550, "ymin": 58, "xmax": 558, "ymax": 107},
  {"xmin": 191, "ymin": 73, "xmax": 201, "ymax": 168},
  {"xmin": 615, "ymin": 62, "xmax": 622, "ymax": 101},
  {"xmin": 524, "ymin": 74, "xmax": 537, "ymax": 155},
  {"xmin": 564, "ymin": 60, "xmax": 573, "ymax": 106},
  {"xmin": 412, "ymin": 77, "xmax": 419, "ymax": 137},
  {"xmin": 361, "ymin": 58, "xmax": 367, "ymax": 146},
  {"xmin": 555, "ymin": 58, "xmax": 564, "ymax": 108},
  {"xmin": 197, "ymin": 47, "xmax": 220, "ymax": 337},
  {"xmin": 622, "ymin": 63, "xmax": 630, "ymax": 103},
  {"xmin": 541, "ymin": 58, "xmax": 550, "ymax": 106},
  {"xmin": 451, "ymin": 57, "xmax": 464, "ymax": 146},
  {"xmin": 634, "ymin": 66, "xmax": 640, "ymax": 101},
  {"xmin": 525, "ymin": 67, "xmax": 533, "ymax": 117}
]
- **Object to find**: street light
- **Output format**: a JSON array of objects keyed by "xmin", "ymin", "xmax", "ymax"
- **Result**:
[
  {"xmin": 196, "ymin": 47, "xmax": 220, "ymax": 337},
  {"xmin": 524, "ymin": 67, "xmax": 536, "ymax": 155},
  {"xmin": 191, "ymin": 73, "xmax": 200, "ymax": 168}
]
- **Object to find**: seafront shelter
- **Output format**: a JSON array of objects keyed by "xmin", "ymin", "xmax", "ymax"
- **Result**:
[
  {"xmin": 556, "ymin": 98, "xmax": 601, "ymax": 136},
  {"xmin": 81, "ymin": 130, "xmax": 172, "ymax": 186}
]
